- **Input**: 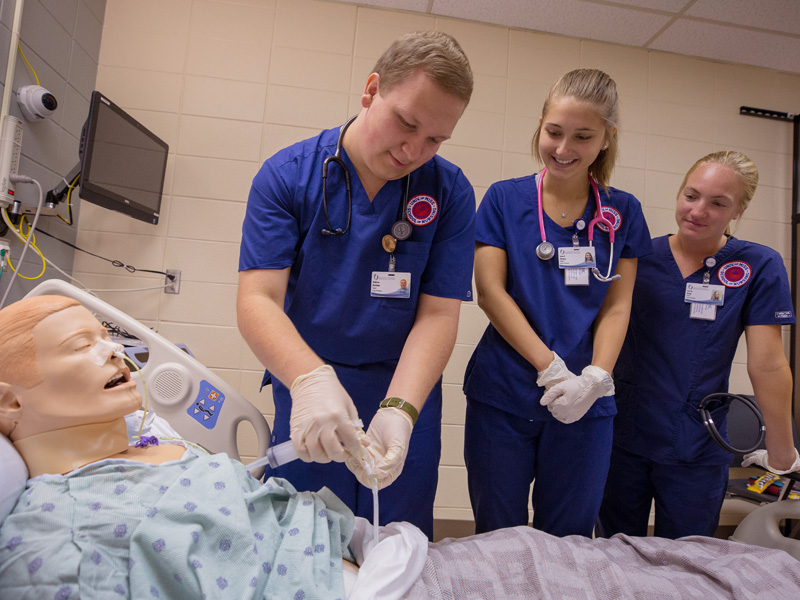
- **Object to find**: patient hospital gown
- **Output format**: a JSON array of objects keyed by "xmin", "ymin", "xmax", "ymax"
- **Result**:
[{"xmin": 0, "ymin": 447, "xmax": 353, "ymax": 599}]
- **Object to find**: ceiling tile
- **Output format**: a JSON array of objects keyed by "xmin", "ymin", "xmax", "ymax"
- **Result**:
[
  {"xmin": 432, "ymin": 0, "xmax": 672, "ymax": 46},
  {"xmin": 650, "ymin": 18, "xmax": 800, "ymax": 75},
  {"xmin": 605, "ymin": 0, "xmax": 691, "ymax": 11},
  {"xmin": 687, "ymin": 0, "xmax": 800, "ymax": 36},
  {"xmin": 325, "ymin": 0, "xmax": 431, "ymax": 10}
]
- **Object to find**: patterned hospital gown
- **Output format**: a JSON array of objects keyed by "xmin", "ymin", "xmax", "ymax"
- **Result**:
[{"xmin": 0, "ymin": 447, "xmax": 353, "ymax": 599}]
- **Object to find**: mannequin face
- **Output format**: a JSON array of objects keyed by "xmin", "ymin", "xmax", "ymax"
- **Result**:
[{"xmin": 9, "ymin": 305, "xmax": 140, "ymax": 439}]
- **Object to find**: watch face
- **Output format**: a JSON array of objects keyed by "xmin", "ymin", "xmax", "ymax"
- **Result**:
[{"xmin": 391, "ymin": 220, "xmax": 412, "ymax": 241}]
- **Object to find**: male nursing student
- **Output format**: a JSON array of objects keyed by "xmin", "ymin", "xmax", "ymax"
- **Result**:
[{"xmin": 237, "ymin": 31, "xmax": 476, "ymax": 539}]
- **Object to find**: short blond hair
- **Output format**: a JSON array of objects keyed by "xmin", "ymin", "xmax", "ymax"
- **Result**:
[{"xmin": 372, "ymin": 31, "xmax": 473, "ymax": 105}]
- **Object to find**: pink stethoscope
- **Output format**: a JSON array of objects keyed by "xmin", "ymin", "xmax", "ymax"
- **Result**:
[{"xmin": 535, "ymin": 167, "xmax": 620, "ymax": 283}]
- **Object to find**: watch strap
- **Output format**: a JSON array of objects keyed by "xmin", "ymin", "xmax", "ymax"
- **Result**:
[{"xmin": 379, "ymin": 397, "xmax": 418, "ymax": 426}]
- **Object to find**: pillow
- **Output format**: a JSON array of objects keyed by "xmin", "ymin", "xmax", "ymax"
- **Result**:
[{"xmin": 0, "ymin": 434, "xmax": 28, "ymax": 524}]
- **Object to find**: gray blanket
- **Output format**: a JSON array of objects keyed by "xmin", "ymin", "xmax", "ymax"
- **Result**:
[{"xmin": 403, "ymin": 526, "xmax": 800, "ymax": 599}]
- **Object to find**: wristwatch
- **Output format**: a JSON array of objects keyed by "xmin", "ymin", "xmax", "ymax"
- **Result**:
[{"xmin": 379, "ymin": 397, "xmax": 419, "ymax": 426}]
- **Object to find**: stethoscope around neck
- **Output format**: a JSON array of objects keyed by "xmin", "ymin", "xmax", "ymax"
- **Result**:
[
  {"xmin": 535, "ymin": 167, "xmax": 620, "ymax": 283},
  {"xmin": 321, "ymin": 115, "xmax": 412, "ymax": 241}
]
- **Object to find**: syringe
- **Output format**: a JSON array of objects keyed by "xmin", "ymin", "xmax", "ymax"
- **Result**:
[
  {"xmin": 246, "ymin": 439, "xmax": 298, "ymax": 471},
  {"xmin": 246, "ymin": 418, "xmax": 365, "ymax": 472}
]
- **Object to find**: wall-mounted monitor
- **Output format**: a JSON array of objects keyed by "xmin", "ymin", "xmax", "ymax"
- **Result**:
[{"xmin": 78, "ymin": 91, "xmax": 169, "ymax": 225}]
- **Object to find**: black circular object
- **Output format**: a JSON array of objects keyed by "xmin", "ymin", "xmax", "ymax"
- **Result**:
[{"xmin": 699, "ymin": 392, "xmax": 765, "ymax": 455}]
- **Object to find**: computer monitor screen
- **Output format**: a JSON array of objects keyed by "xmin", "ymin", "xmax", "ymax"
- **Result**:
[{"xmin": 78, "ymin": 91, "xmax": 168, "ymax": 225}]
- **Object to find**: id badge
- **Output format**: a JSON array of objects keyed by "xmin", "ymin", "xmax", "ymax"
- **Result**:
[
  {"xmin": 564, "ymin": 268, "xmax": 589, "ymax": 286},
  {"xmin": 558, "ymin": 246, "xmax": 596, "ymax": 269},
  {"xmin": 371, "ymin": 271, "xmax": 411, "ymax": 298},
  {"xmin": 685, "ymin": 282, "xmax": 725, "ymax": 306},
  {"xmin": 690, "ymin": 302, "xmax": 716, "ymax": 320}
]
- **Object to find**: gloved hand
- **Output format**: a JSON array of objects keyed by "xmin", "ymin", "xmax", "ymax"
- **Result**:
[
  {"xmin": 742, "ymin": 448, "xmax": 800, "ymax": 475},
  {"xmin": 536, "ymin": 352, "xmax": 577, "ymax": 391},
  {"xmin": 346, "ymin": 407, "xmax": 413, "ymax": 489},
  {"xmin": 540, "ymin": 365, "xmax": 614, "ymax": 424},
  {"xmin": 289, "ymin": 364, "xmax": 364, "ymax": 463}
]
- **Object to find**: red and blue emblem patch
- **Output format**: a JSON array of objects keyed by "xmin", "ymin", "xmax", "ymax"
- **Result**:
[
  {"xmin": 406, "ymin": 194, "xmax": 438, "ymax": 226},
  {"xmin": 595, "ymin": 206, "xmax": 621, "ymax": 233},
  {"xmin": 718, "ymin": 261, "xmax": 751, "ymax": 288}
]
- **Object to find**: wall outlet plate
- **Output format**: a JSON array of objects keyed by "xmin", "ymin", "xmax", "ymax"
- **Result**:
[{"xmin": 165, "ymin": 269, "xmax": 181, "ymax": 294}]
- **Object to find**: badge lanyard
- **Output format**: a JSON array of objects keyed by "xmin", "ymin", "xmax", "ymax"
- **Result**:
[
  {"xmin": 535, "ymin": 168, "xmax": 620, "ymax": 285},
  {"xmin": 372, "ymin": 176, "xmax": 413, "ymax": 300},
  {"xmin": 685, "ymin": 256, "xmax": 726, "ymax": 320}
]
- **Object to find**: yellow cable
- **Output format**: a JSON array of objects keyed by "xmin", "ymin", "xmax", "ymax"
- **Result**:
[
  {"xmin": 57, "ymin": 173, "xmax": 79, "ymax": 225},
  {"xmin": 17, "ymin": 42, "xmax": 39, "ymax": 85},
  {"xmin": 2, "ymin": 211, "xmax": 46, "ymax": 279}
]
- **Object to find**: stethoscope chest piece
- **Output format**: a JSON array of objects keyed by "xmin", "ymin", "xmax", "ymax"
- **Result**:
[
  {"xmin": 391, "ymin": 220, "xmax": 413, "ymax": 241},
  {"xmin": 536, "ymin": 241, "xmax": 555, "ymax": 260}
]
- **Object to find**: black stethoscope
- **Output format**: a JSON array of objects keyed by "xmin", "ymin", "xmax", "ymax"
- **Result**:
[
  {"xmin": 699, "ymin": 392, "xmax": 765, "ymax": 455},
  {"xmin": 535, "ymin": 168, "xmax": 619, "ymax": 283},
  {"xmin": 321, "ymin": 115, "xmax": 412, "ymax": 242}
]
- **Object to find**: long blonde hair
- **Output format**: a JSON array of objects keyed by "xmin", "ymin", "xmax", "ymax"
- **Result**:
[{"xmin": 531, "ymin": 69, "xmax": 619, "ymax": 189}]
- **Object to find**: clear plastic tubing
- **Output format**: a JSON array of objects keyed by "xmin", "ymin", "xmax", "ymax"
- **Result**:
[{"xmin": 364, "ymin": 459, "xmax": 380, "ymax": 547}]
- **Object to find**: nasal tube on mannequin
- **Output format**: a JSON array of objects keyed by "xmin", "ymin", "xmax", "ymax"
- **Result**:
[{"xmin": 87, "ymin": 339, "xmax": 125, "ymax": 366}]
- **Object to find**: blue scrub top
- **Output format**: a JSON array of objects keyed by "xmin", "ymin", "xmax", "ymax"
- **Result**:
[
  {"xmin": 463, "ymin": 174, "xmax": 652, "ymax": 420},
  {"xmin": 239, "ymin": 125, "xmax": 476, "ymax": 378},
  {"xmin": 613, "ymin": 235, "xmax": 795, "ymax": 465}
]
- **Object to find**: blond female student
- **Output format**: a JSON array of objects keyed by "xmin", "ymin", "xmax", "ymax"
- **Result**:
[
  {"xmin": 597, "ymin": 151, "xmax": 799, "ymax": 539},
  {"xmin": 463, "ymin": 69, "xmax": 652, "ymax": 537}
]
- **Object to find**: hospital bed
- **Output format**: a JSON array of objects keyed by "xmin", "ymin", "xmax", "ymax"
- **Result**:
[
  {"xmin": 24, "ymin": 279, "xmax": 271, "ymax": 466},
  {"xmin": 2, "ymin": 281, "xmax": 800, "ymax": 600}
]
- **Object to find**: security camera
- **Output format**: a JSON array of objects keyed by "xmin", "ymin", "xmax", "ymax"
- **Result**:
[{"xmin": 16, "ymin": 85, "xmax": 58, "ymax": 121}]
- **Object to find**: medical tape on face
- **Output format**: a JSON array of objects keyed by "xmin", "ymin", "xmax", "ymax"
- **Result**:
[{"xmin": 87, "ymin": 339, "xmax": 125, "ymax": 366}]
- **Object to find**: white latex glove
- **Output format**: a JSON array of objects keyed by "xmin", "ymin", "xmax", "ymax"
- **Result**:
[
  {"xmin": 540, "ymin": 365, "xmax": 614, "ymax": 424},
  {"xmin": 346, "ymin": 407, "xmax": 413, "ymax": 489},
  {"xmin": 742, "ymin": 448, "xmax": 800, "ymax": 475},
  {"xmin": 289, "ymin": 364, "xmax": 364, "ymax": 463},
  {"xmin": 536, "ymin": 352, "xmax": 578, "ymax": 391}
]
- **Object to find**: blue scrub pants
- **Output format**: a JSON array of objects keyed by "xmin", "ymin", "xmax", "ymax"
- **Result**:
[
  {"xmin": 265, "ymin": 361, "xmax": 442, "ymax": 540},
  {"xmin": 464, "ymin": 398, "xmax": 613, "ymax": 537},
  {"xmin": 596, "ymin": 445, "xmax": 729, "ymax": 539}
]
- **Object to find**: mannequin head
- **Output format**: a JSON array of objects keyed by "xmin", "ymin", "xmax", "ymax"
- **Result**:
[{"xmin": 0, "ymin": 296, "xmax": 140, "ymax": 439}]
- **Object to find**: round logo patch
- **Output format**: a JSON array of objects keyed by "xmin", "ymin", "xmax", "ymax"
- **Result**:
[
  {"xmin": 718, "ymin": 261, "xmax": 752, "ymax": 288},
  {"xmin": 595, "ymin": 206, "xmax": 621, "ymax": 233},
  {"xmin": 406, "ymin": 195, "xmax": 438, "ymax": 226}
]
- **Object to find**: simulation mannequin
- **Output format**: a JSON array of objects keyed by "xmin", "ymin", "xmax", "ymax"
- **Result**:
[{"xmin": 0, "ymin": 295, "xmax": 354, "ymax": 600}]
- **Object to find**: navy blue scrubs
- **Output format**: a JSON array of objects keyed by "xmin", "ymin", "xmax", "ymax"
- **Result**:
[
  {"xmin": 597, "ymin": 235, "xmax": 795, "ymax": 539},
  {"xmin": 463, "ymin": 174, "xmax": 651, "ymax": 537},
  {"xmin": 239, "ymin": 125, "xmax": 476, "ymax": 538}
]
